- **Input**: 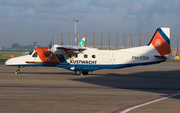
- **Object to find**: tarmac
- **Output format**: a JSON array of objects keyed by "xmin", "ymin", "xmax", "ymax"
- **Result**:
[{"xmin": 0, "ymin": 59, "xmax": 180, "ymax": 113}]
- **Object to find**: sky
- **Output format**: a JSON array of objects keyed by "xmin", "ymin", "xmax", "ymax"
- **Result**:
[{"xmin": 0, "ymin": 0, "xmax": 180, "ymax": 48}]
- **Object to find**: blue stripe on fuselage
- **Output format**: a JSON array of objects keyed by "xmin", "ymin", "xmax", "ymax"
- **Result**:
[
  {"xmin": 55, "ymin": 54, "xmax": 67, "ymax": 63},
  {"xmin": 7, "ymin": 60, "xmax": 166, "ymax": 71}
]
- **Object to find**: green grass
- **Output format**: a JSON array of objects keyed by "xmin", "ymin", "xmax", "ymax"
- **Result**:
[
  {"xmin": 166, "ymin": 59, "xmax": 180, "ymax": 62},
  {"xmin": 0, "ymin": 51, "xmax": 24, "ymax": 59}
]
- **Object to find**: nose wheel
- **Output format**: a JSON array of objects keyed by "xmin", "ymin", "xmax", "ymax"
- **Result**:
[{"xmin": 15, "ymin": 66, "xmax": 23, "ymax": 74}]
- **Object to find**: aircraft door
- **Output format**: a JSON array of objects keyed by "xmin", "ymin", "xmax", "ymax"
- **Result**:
[{"xmin": 32, "ymin": 51, "xmax": 38, "ymax": 60}]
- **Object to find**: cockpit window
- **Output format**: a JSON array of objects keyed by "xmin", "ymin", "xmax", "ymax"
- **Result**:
[
  {"xmin": 29, "ymin": 50, "xmax": 34, "ymax": 55},
  {"xmin": 32, "ymin": 52, "xmax": 37, "ymax": 57},
  {"xmin": 68, "ymin": 54, "xmax": 72, "ymax": 58}
]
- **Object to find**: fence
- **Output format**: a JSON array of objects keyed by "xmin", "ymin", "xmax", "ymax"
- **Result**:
[{"xmin": 53, "ymin": 32, "xmax": 180, "ymax": 57}]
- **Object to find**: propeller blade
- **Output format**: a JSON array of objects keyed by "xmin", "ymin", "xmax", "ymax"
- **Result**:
[
  {"xmin": 61, "ymin": 41, "xmax": 63, "ymax": 45},
  {"xmin": 48, "ymin": 39, "xmax": 52, "ymax": 49}
]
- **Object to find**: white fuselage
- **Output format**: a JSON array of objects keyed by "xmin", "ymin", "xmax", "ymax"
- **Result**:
[{"xmin": 4, "ymin": 27, "xmax": 170, "ymax": 74}]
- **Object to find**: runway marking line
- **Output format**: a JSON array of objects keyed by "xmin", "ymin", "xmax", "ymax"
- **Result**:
[
  {"xmin": 111, "ymin": 91, "xmax": 180, "ymax": 113},
  {"xmin": 86, "ymin": 91, "xmax": 95, "ymax": 93}
]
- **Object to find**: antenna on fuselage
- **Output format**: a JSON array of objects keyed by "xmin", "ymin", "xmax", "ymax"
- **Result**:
[
  {"xmin": 53, "ymin": 33, "xmax": 55, "ymax": 46},
  {"xmin": 61, "ymin": 32, "xmax": 63, "ymax": 45}
]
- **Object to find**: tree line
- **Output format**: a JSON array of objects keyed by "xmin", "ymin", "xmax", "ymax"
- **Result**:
[{"xmin": 11, "ymin": 43, "xmax": 41, "ymax": 50}]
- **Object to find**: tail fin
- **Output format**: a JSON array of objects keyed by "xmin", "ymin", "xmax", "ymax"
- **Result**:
[
  {"xmin": 149, "ymin": 27, "xmax": 170, "ymax": 56},
  {"xmin": 78, "ymin": 37, "xmax": 85, "ymax": 47}
]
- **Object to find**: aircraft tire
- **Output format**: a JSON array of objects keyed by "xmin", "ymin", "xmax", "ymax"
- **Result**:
[
  {"xmin": 82, "ymin": 71, "xmax": 88, "ymax": 75},
  {"xmin": 75, "ymin": 70, "xmax": 82, "ymax": 75},
  {"xmin": 15, "ymin": 69, "xmax": 22, "ymax": 74}
]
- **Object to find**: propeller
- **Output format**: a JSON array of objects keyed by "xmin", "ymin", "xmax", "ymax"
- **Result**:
[
  {"xmin": 61, "ymin": 40, "xmax": 63, "ymax": 45},
  {"xmin": 48, "ymin": 39, "xmax": 52, "ymax": 49},
  {"xmin": 47, "ymin": 34, "xmax": 55, "ymax": 52}
]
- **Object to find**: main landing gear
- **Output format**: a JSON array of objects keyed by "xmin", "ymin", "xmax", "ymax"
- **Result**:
[
  {"xmin": 75, "ymin": 70, "xmax": 89, "ymax": 75},
  {"xmin": 15, "ymin": 66, "xmax": 23, "ymax": 74}
]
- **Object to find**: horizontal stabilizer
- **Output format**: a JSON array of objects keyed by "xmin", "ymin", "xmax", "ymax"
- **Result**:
[{"xmin": 154, "ymin": 55, "xmax": 173, "ymax": 59}]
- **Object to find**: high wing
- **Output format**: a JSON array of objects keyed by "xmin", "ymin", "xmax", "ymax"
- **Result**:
[
  {"xmin": 56, "ymin": 37, "xmax": 86, "ymax": 50},
  {"xmin": 47, "ymin": 37, "xmax": 87, "ymax": 53},
  {"xmin": 56, "ymin": 45, "xmax": 87, "ymax": 53},
  {"xmin": 47, "ymin": 45, "xmax": 87, "ymax": 54},
  {"xmin": 56, "ymin": 45, "xmax": 87, "ymax": 50}
]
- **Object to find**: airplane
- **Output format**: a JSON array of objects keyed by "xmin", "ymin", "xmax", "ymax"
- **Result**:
[{"xmin": 5, "ymin": 27, "xmax": 171, "ymax": 75}]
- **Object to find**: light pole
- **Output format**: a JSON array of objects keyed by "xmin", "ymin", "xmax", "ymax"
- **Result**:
[{"xmin": 71, "ymin": 19, "xmax": 79, "ymax": 46}]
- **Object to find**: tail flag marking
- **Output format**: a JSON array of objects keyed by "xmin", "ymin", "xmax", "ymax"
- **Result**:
[{"xmin": 151, "ymin": 28, "xmax": 170, "ymax": 56}]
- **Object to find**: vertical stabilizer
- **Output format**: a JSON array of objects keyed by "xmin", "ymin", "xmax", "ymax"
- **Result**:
[
  {"xmin": 149, "ymin": 27, "xmax": 170, "ymax": 55},
  {"xmin": 78, "ymin": 37, "xmax": 85, "ymax": 47}
]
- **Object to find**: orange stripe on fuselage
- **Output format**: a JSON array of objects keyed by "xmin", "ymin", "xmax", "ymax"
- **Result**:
[
  {"xmin": 34, "ymin": 47, "xmax": 59, "ymax": 63},
  {"xmin": 151, "ymin": 32, "xmax": 170, "ymax": 55}
]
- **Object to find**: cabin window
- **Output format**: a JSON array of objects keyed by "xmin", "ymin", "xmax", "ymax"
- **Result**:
[
  {"xmin": 84, "ymin": 54, "xmax": 88, "ymax": 58},
  {"xmin": 68, "ymin": 54, "xmax": 72, "ymax": 58},
  {"xmin": 45, "ymin": 53, "xmax": 49, "ymax": 57},
  {"xmin": 74, "ymin": 54, "xmax": 78, "ymax": 58},
  {"xmin": 32, "ymin": 52, "xmax": 37, "ymax": 57},
  {"xmin": 92, "ymin": 55, "xmax": 96, "ymax": 58}
]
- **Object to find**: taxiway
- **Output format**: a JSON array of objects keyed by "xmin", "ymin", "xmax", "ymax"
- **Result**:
[{"xmin": 0, "ymin": 61, "xmax": 180, "ymax": 113}]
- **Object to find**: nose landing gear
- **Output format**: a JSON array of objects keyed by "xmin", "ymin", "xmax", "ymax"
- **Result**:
[{"xmin": 15, "ymin": 66, "xmax": 23, "ymax": 74}]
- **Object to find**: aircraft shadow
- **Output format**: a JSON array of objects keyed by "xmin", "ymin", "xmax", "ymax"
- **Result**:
[
  {"xmin": 22, "ymin": 72, "xmax": 74, "ymax": 75},
  {"xmin": 72, "ymin": 69, "xmax": 180, "ymax": 100}
]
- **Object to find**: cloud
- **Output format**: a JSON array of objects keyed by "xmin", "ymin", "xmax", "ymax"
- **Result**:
[
  {"xmin": 34, "ymin": 5, "xmax": 91, "ymax": 14},
  {"xmin": 47, "ymin": 6, "xmax": 75, "ymax": 14},
  {"xmin": 76, "ymin": 7, "xmax": 91, "ymax": 13},
  {"xmin": 127, "ymin": 3, "xmax": 149, "ymax": 15},
  {"xmin": 22, "ymin": 8, "xmax": 36, "ymax": 16},
  {"xmin": 122, "ymin": 15, "xmax": 133, "ymax": 21},
  {"xmin": 0, "ymin": 0, "xmax": 75, "ymax": 6},
  {"xmin": 0, "ymin": 0, "xmax": 91, "ymax": 21},
  {"xmin": 125, "ymin": 0, "xmax": 180, "ymax": 30},
  {"xmin": 0, "ymin": 0, "xmax": 48, "ymax": 6},
  {"xmin": 0, "ymin": 7, "xmax": 10, "ymax": 19},
  {"xmin": 89, "ymin": 0, "xmax": 134, "ymax": 7}
]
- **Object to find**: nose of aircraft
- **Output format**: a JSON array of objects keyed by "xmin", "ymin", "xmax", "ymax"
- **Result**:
[
  {"xmin": 5, "ymin": 56, "xmax": 26, "ymax": 66},
  {"xmin": 5, "ymin": 58, "xmax": 13, "ymax": 65}
]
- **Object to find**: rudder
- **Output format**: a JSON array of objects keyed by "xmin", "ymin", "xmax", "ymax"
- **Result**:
[{"xmin": 149, "ymin": 27, "xmax": 170, "ymax": 56}]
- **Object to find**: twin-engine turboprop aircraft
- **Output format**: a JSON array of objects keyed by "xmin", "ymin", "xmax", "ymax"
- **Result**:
[{"xmin": 6, "ymin": 27, "xmax": 171, "ymax": 75}]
